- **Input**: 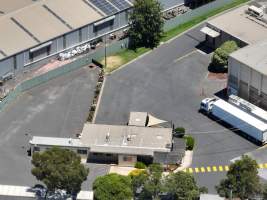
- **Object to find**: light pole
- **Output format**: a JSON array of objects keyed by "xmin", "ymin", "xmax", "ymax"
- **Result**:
[{"xmin": 104, "ymin": 33, "xmax": 107, "ymax": 69}]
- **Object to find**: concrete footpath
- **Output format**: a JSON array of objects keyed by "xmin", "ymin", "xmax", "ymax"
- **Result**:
[{"xmin": 0, "ymin": 184, "xmax": 93, "ymax": 200}]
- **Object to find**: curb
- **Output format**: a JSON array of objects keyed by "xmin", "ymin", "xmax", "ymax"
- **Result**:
[{"xmin": 92, "ymin": 75, "xmax": 106, "ymax": 123}]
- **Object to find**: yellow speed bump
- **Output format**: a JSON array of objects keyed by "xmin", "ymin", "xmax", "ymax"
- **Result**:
[
  {"xmin": 219, "ymin": 166, "xmax": 223, "ymax": 172},
  {"xmin": 200, "ymin": 167, "xmax": 205, "ymax": 173},
  {"xmin": 207, "ymin": 166, "xmax": 211, "ymax": 172},
  {"xmin": 212, "ymin": 166, "xmax": 217, "ymax": 172}
]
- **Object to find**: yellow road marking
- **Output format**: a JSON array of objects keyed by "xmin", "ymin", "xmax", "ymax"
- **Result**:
[
  {"xmin": 225, "ymin": 166, "xmax": 229, "ymax": 171},
  {"xmin": 219, "ymin": 166, "xmax": 223, "ymax": 172},
  {"xmin": 188, "ymin": 168, "xmax": 193, "ymax": 173},
  {"xmin": 264, "ymin": 163, "xmax": 267, "ymax": 168},
  {"xmin": 195, "ymin": 168, "xmax": 199, "ymax": 173},
  {"xmin": 212, "ymin": 166, "xmax": 217, "ymax": 172},
  {"xmin": 207, "ymin": 166, "xmax": 211, "ymax": 172},
  {"xmin": 259, "ymin": 164, "xmax": 264, "ymax": 169},
  {"xmin": 200, "ymin": 167, "xmax": 205, "ymax": 173}
]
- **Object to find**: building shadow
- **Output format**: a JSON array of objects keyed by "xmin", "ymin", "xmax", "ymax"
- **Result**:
[
  {"xmin": 214, "ymin": 88, "xmax": 228, "ymax": 100},
  {"xmin": 195, "ymin": 41, "xmax": 214, "ymax": 54}
]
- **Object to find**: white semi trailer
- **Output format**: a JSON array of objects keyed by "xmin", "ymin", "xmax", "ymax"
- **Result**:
[{"xmin": 200, "ymin": 97, "xmax": 267, "ymax": 144}]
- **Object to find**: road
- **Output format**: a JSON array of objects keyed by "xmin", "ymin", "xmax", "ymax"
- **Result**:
[{"xmin": 95, "ymin": 25, "xmax": 258, "ymax": 193}]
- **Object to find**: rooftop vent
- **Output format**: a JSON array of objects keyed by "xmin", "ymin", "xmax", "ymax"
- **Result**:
[{"xmin": 105, "ymin": 132, "xmax": 110, "ymax": 143}]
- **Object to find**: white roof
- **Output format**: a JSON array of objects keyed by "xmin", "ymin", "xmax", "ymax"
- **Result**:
[
  {"xmin": 30, "ymin": 136, "xmax": 86, "ymax": 147},
  {"xmin": 200, "ymin": 26, "xmax": 220, "ymax": 38},
  {"xmin": 128, "ymin": 112, "xmax": 148, "ymax": 126},
  {"xmin": 208, "ymin": 5, "xmax": 267, "ymax": 45},
  {"xmin": 230, "ymin": 39, "xmax": 267, "ymax": 76},
  {"xmin": 214, "ymin": 99, "xmax": 267, "ymax": 132},
  {"xmin": 200, "ymin": 194, "xmax": 224, "ymax": 200},
  {"xmin": 80, "ymin": 123, "xmax": 173, "ymax": 156}
]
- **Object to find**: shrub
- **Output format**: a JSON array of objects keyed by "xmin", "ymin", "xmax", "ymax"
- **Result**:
[
  {"xmin": 185, "ymin": 135, "xmax": 195, "ymax": 150},
  {"xmin": 128, "ymin": 169, "xmax": 146, "ymax": 178},
  {"xmin": 175, "ymin": 127, "xmax": 185, "ymax": 133},
  {"xmin": 211, "ymin": 40, "xmax": 239, "ymax": 72},
  {"xmin": 174, "ymin": 127, "xmax": 185, "ymax": 138},
  {"xmin": 134, "ymin": 162, "xmax": 147, "ymax": 169}
]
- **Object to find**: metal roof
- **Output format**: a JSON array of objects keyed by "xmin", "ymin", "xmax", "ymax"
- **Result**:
[
  {"xmin": 0, "ymin": 0, "xmax": 104, "ymax": 59},
  {"xmin": 0, "ymin": 18, "xmax": 38, "ymax": 56},
  {"xmin": 12, "ymin": 5, "xmax": 70, "ymax": 42},
  {"xmin": 208, "ymin": 5, "xmax": 267, "ymax": 45},
  {"xmin": 44, "ymin": 0, "xmax": 104, "ymax": 29},
  {"xmin": 80, "ymin": 123, "xmax": 173, "ymax": 156},
  {"xmin": 0, "ymin": 0, "xmax": 34, "ymax": 15},
  {"xmin": 230, "ymin": 39, "xmax": 267, "ymax": 76}
]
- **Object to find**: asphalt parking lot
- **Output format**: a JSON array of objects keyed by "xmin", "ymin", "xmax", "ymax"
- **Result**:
[
  {"xmin": 0, "ymin": 67, "xmax": 102, "ymax": 189},
  {"xmin": 95, "ymin": 26, "xmax": 258, "ymax": 193}
]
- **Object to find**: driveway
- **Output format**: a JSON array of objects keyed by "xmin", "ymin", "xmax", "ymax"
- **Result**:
[
  {"xmin": 95, "ymin": 26, "xmax": 258, "ymax": 193},
  {"xmin": 0, "ymin": 67, "xmax": 99, "ymax": 188}
]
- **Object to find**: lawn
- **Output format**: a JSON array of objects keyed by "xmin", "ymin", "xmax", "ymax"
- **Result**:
[
  {"xmin": 102, "ymin": 0, "xmax": 249, "ymax": 73},
  {"xmin": 101, "ymin": 47, "xmax": 150, "ymax": 73}
]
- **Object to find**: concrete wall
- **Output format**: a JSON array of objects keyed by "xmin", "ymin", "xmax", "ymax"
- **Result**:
[
  {"xmin": 0, "ymin": 57, "xmax": 14, "ymax": 76},
  {"xmin": 228, "ymin": 56, "xmax": 267, "ymax": 110}
]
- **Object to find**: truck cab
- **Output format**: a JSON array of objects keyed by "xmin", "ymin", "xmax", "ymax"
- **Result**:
[{"xmin": 200, "ymin": 98, "xmax": 216, "ymax": 113}]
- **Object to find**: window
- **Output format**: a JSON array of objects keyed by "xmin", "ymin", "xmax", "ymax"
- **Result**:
[
  {"xmin": 77, "ymin": 149, "xmax": 88, "ymax": 155},
  {"xmin": 123, "ymin": 156, "xmax": 132, "ymax": 162},
  {"xmin": 33, "ymin": 146, "xmax": 40, "ymax": 152}
]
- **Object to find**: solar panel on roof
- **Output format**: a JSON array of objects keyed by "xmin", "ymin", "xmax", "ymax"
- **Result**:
[
  {"xmin": 89, "ymin": 0, "xmax": 119, "ymax": 15},
  {"xmin": 107, "ymin": 0, "xmax": 131, "ymax": 10}
]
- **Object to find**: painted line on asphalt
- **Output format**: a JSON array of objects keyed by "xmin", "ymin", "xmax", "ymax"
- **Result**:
[
  {"xmin": 174, "ymin": 50, "xmax": 197, "ymax": 63},
  {"xmin": 184, "ymin": 163, "xmax": 267, "ymax": 174}
]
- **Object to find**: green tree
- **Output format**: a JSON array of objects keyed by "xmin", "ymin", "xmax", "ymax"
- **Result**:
[
  {"xmin": 31, "ymin": 147, "xmax": 89, "ymax": 196},
  {"xmin": 93, "ymin": 173, "xmax": 133, "ymax": 200},
  {"xmin": 211, "ymin": 40, "xmax": 239, "ymax": 72},
  {"xmin": 216, "ymin": 155, "xmax": 261, "ymax": 200},
  {"xmin": 262, "ymin": 183, "xmax": 267, "ymax": 199},
  {"xmin": 128, "ymin": 0, "xmax": 164, "ymax": 49},
  {"xmin": 165, "ymin": 171, "xmax": 206, "ymax": 200},
  {"xmin": 134, "ymin": 163, "xmax": 165, "ymax": 200}
]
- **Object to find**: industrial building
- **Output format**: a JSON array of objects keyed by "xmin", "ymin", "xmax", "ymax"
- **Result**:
[
  {"xmin": 29, "ymin": 112, "xmax": 185, "ymax": 166},
  {"xmin": 228, "ymin": 39, "xmax": 267, "ymax": 110},
  {"xmin": 0, "ymin": 0, "xmax": 185, "ymax": 79},
  {"xmin": 201, "ymin": 1, "xmax": 267, "ymax": 48}
]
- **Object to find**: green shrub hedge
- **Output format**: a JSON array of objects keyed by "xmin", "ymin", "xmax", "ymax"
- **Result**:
[
  {"xmin": 134, "ymin": 162, "xmax": 147, "ymax": 169},
  {"xmin": 185, "ymin": 135, "xmax": 195, "ymax": 150},
  {"xmin": 211, "ymin": 40, "xmax": 239, "ymax": 72}
]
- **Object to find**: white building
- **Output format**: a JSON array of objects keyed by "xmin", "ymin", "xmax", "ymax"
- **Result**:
[{"xmin": 228, "ymin": 40, "xmax": 267, "ymax": 110}]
